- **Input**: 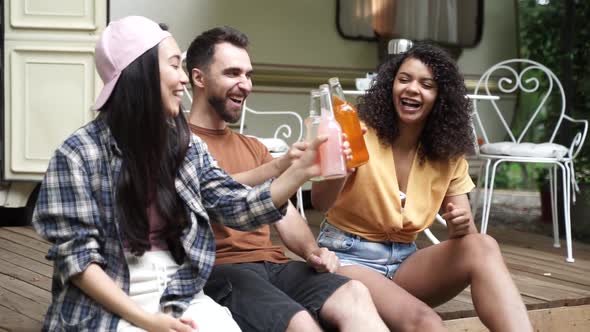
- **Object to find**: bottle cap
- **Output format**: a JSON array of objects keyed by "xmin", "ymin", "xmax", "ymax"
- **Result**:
[{"xmin": 388, "ymin": 38, "xmax": 413, "ymax": 55}]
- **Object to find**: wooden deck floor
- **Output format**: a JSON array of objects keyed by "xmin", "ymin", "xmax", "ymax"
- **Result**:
[
  {"xmin": 421, "ymin": 223, "xmax": 590, "ymax": 320},
  {"xmin": 1, "ymin": 219, "xmax": 590, "ymax": 331}
]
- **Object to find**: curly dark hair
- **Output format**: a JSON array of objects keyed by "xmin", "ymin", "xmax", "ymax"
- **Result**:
[{"xmin": 358, "ymin": 42, "xmax": 474, "ymax": 162}]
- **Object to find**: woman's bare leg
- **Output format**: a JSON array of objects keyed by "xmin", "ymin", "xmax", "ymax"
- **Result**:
[
  {"xmin": 337, "ymin": 265, "xmax": 446, "ymax": 332},
  {"xmin": 393, "ymin": 233, "xmax": 532, "ymax": 332}
]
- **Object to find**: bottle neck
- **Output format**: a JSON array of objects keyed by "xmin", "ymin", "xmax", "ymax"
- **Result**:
[
  {"xmin": 309, "ymin": 101, "xmax": 320, "ymax": 117},
  {"xmin": 331, "ymin": 82, "xmax": 346, "ymax": 100},
  {"xmin": 320, "ymin": 89, "xmax": 334, "ymax": 119}
]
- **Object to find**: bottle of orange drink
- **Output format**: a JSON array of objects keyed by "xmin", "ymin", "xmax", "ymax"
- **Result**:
[
  {"xmin": 328, "ymin": 77, "xmax": 369, "ymax": 168},
  {"xmin": 317, "ymin": 84, "xmax": 347, "ymax": 180}
]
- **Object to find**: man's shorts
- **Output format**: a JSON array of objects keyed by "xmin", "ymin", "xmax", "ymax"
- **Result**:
[{"xmin": 204, "ymin": 261, "xmax": 350, "ymax": 332}]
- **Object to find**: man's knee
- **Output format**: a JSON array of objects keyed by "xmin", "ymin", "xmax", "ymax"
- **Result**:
[
  {"xmin": 323, "ymin": 280, "xmax": 372, "ymax": 315},
  {"xmin": 340, "ymin": 279, "xmax": 371, "ymax": 301},
  {"xmin": 286, "ymin": 310, "xmax": 321, "ymax": 332}
]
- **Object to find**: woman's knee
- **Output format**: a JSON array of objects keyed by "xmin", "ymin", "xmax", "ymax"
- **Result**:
[
  {"xmin": 459, "ymin": 233, "xmax": 500, "ymax": 254},
  {"xmin": 385, "ymin": 302, "xmax": 444, "ymax": 332},
  {"xmin": 410, "ymin": 307, "xmax": 445, "ymax": 332},
  {"xmin": 458, "ymin": 233, "xmax": 503, "ymax": 268}
]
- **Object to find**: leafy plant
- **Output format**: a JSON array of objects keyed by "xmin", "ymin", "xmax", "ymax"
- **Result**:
[{"xmin": 518, "ymin": 0, "xmax": 590, "ymax": 185}]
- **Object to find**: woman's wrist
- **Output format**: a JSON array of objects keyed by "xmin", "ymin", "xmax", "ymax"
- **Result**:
[{"xmin": 126, "ymin": 306, "xmax": 155, "ymax": 330}]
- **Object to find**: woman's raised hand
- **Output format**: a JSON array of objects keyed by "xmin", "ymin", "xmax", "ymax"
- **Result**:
[{"xmin": 442, "ymin": 203, "xmax": 473, "ymax": 239}]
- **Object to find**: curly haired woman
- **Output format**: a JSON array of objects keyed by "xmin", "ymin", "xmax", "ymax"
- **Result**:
[{"xmin": 312, "ymin": 43, "xmax": 533, "ymax": 332}]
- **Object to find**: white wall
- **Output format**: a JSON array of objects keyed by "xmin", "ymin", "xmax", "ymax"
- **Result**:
[
  {"xmin": 458, "ymin": 0, "xmax": 518, "ymax": 142},
  {"xmin": 110, "ymin": 0, "xmax": 377, "ymax": 68},
  {"xmin": 110, "ymin": 0, "xmax": 378, "ymax": 142},
  {"xmin": 111, "ymin": 0, "xmax": 518, "ymax": 143},
  {"xmin": 458, "ymin": 0, "xmax": 518, "ymax": 79}
]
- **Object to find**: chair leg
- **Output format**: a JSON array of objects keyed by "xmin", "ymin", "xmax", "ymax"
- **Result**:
[
  {"xmin": 479, "ymin": 159, "xmax": 491, "ymax": 233},
  {"xmin": 550, "ymin": 166, "xmax": 560, "ymax": 248},
  {"xmin": 424, "ymin": 228, "xmax": 440, "ymax": 245},
  {"xmin": 559, "ymin": 163, "xmax": 574, "ymax": 263},
  {"xmin": 296, "ymin": 188, "xmax": 306, "ymax": 222},
  {"xmin": 471, "ymin": 162, "xmax": 483, "ymax": 217},
  {"xmin": 481, "ymin": 159, "xmax": 501, "ymax": 234}
]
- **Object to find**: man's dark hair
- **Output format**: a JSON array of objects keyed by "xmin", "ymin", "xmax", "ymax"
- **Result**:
[{"xmin": 185, "ymin": 26, "xmax": 249, "ymax": 84}]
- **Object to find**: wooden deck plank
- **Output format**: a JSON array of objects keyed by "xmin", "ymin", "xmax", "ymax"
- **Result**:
[
  {"xmin": 487, "ymin": 227, "xmax": 590, "ymax": 254},
  {"xmin": 3, "ymin": 221, "xmax": 590, "ymax": 327},
  {"xmin": 0, "ymin": 274, "xmax": 51, "ymax": 306},
  {"xmin": 0, "ymin": 247, "xmax": 53, "ymax": 278},
  {"xmin": 0, "ymin": 287, "xmax": 47, "ymax": 322},
  {"xmin": 0, "ymin": 303, "xmax": 44, "ymax": 332},
  {"xmin": 0, "ymin": 258, "xmax": 52, "ymax": 292},
  {"xmin": 3, "ymin": 226, "xmax": 45, "ymax": 241},
  {"xmin": 505, "ymin": 258, "xmax": 590, "ymax": 288},
  {"xmin": 0, "ymin": 238, "xmax": 51, "ymax": 266},
  {"xmin": 512, "ymin": 272, "xmax": 590, "ymax": 301},
  {"xmin": 0, "ymin": 228, "xmax": 51, "ymax": 254},
  {"xmin": 435, "ymin": 301, "xmax": 477, "ymax": 320},
  {"xmin": 501, "ymin": 246, "xmax": 590, "ymax": 271},
  {"xmin": 444, "ymin": 304, "xmax": 590, "ymax": 332},
  {"xmin": 501, "ymin": 248, "xmax": 590, "ymax": 273},
  {"xmin": 508, "ymin": 265, "xmax": 590, "ymax": 293}
]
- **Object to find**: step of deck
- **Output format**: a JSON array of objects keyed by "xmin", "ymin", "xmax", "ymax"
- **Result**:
[{"xmin": 444, "ymin": 304, "xmax": 590, "ymax": 332}]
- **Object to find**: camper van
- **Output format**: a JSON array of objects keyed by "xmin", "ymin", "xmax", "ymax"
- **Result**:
[{"xmin": 1, "ymin": 0, "xmax": 515, "ymax": 224}]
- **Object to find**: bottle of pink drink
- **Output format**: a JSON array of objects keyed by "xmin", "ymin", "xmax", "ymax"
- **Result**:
[
  {"xmin": 317, "ymin": 84, "xmax": 346, "ymax": 179},
  {"xmin": 305, "ymin": 89, "xmax": 324, "ymax": 182}
]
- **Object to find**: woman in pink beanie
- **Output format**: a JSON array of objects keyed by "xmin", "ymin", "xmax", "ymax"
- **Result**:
[{"xmin": 32, "ymin": 16, "xmax": 328, "ymax": 332}]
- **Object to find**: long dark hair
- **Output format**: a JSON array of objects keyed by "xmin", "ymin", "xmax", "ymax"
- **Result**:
[
  {"xmin": 359, "ymin": 43, "xmax": 474, "ymax": 162},
  {"xmin": 98, "ymin": 44, "xmax": 190, "ymax": 263}
]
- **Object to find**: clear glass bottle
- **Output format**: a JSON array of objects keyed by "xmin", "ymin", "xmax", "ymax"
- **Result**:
[
  {"xmin": 305, "ymin": 89, "xmax": 324, "ymax": 181},
  {"xmin": 328, "ymin": 77, "xmax": 369, "ymax": 168},
  {"xmin": 304, "ymin": 89, "xmax": 322, "ymax": 143},
  {"xmin": 317, "ymin": 84, "xmax": 346, "ymax": 180}
]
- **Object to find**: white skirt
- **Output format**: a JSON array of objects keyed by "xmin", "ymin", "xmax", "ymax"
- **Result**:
[{"xmin": 117, "ymin": 250, "xmax": 241, "ymax": 332}]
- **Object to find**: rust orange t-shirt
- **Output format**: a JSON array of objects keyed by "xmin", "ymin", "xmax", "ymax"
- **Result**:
[{"xmin": 190, "ymin": 124, "xmax": 289, "ymax": 265}]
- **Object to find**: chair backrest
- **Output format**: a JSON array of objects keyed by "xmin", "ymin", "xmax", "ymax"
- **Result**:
[
  {"xmin": 239, "ymin": 101, "xmax": 307, "ymax": 218},
  {"xmin": 239, "ymin": 101, "xmax": 304, "ymax": 145},
  {"xmin": 472, "ymin": 59, "xmax": 566, "ymax": 146}
]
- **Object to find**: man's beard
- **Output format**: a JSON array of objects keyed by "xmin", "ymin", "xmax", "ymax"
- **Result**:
[{"xmin": 208, "ymin": 95, "xmax": 242, "ymax": 124}]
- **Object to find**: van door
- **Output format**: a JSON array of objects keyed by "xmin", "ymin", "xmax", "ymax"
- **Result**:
[{"xmin": 2, "ymin": 0, "xmax": 107, "ymax": 181}]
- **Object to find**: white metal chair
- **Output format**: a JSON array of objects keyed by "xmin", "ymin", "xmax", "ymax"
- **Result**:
[
  {"xmin": 471, "ymin": 59, "xmax": 588, "ymax": 262},
  {"xmin": 238, "ymin": 101, "xmax": 307, "ymax": 219}
]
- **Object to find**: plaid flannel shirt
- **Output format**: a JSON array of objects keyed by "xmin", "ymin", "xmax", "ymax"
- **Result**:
[{"xmin": 32, "ymin": 118, "xmax": 286, "ymax": 331}]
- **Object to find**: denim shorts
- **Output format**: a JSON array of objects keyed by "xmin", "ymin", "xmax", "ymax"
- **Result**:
[{"xmin": 317, "ymin": 221, "xmax": 417, "ymax": 279}]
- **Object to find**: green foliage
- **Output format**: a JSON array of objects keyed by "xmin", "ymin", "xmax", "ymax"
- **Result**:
[
  {"xmin": 575, "ymin": 155, "xmax": 590, "ymax": 184},
  {"xmin": 518, "ymin": 0, "xmax": 590, "ymax": 185},
  {"xmin": 493, "ymin": 163, "xmax": 547, "ymax": 190}
]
